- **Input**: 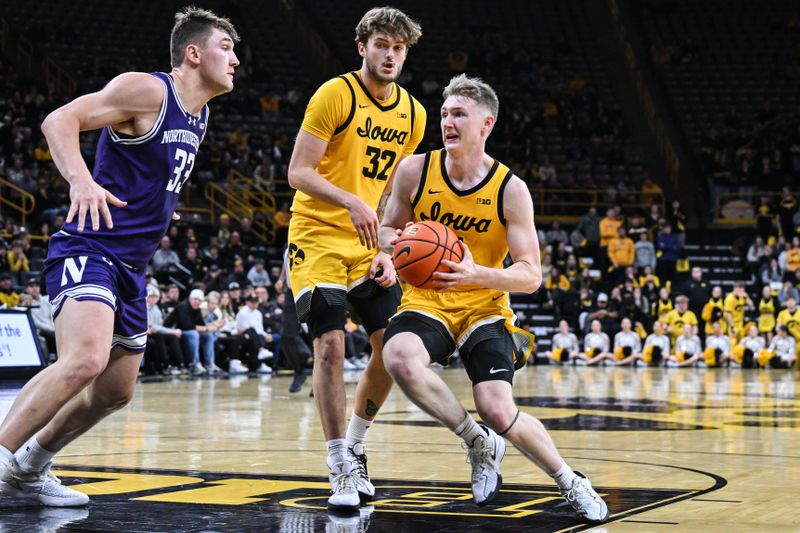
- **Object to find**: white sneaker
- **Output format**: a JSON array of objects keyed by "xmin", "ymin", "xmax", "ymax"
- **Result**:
[
  {"xmin": 353, "ymin": 356, "xmax": 369, "ymax": 370},
  {"xmin": 258, "ymin": 348, "xmax": 273, "ymax": 361},
  {"xmin": 228, "ymin": 359, "xmax": 249, "ymax": 374},
  {"xmin": 256, "ymin": 363, "xmax": 272, "ymax": 374},
  {"xmin": 0, "ymin": 459, "xmax": 90, "ymax": 507},
  {"xmin": 560, "ymin": 471, "xmax": 609, "ymax": 523},
  {"xmin": 464, "ymin": 423, "xmax": 505, "ymax": 506},
  {"xmin": 208, "ymin": 363, "xmax": 224, "ymax": 374},
  {"xmin": 343, "ymin": 359, "xmax": 358, "ymax": 371},
  {"xmin": 190, "ymin": 362, "xmax": 206, "ymax": 375},
  {"xmin": 327, "ymin": 461, "xmax": 360, "ymax": 513},
  {"xmin": 349, "ymin": 443, "xmax": 375, "ymax": 502}
]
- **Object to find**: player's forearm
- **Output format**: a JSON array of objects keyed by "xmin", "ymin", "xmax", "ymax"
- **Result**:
[
  {"xmin": 473, "ymin": 260, "xmax": 541, "ymax": 294},
  {"xmin": 288, "ymin": 167, "xmax": 357, "ymax": 210},
  {"xmin": 378, "ymin": 225, "xmax": 398, "ymax": 255},
  {"xmin": 41, "ymin": 111, "xmax": 93, "ymax": 184}
]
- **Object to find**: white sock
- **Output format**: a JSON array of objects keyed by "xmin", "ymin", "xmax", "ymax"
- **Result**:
[
  {"xmin": 14, "ymin": 436, "xmax": 56, "ymax": 473},
  {"xmin": 454, "ymin": 413, "xmax": 484, "ymax": 447},
  {"xmin": 551, "ymin": 461, "xmax": 578, "ymax": 490},
  {"xmin": 326, "ymin": 438, "xmax": 350, "ymax": 470},
  {"xmin": 0, "ymin": 444, "xmax": 12, "ymax": 462},
  {"xmin": 346, "ymin": 413, "xmax": 371, "ymax": 448}
]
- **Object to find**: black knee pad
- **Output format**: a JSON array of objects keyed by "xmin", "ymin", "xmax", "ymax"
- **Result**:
[{"xmin": 307, "ymin": 288, "xmax": 346, "ymax": 339}]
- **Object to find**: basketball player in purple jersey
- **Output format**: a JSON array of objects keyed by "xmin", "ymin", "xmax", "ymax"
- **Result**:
[{"xmin": 0, "ymin": 7, "xmax": 239, "ymax": 506}]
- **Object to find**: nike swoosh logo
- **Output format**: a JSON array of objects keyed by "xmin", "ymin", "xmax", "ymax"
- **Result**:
[
  {"xmin": 359, "ymin": 104, "xmax": 369, "ymax": 108},
  {"xmin": 489, "ymin": 367, "xmax": 508, "ymax": 374},
  {"xmin": 428, "ymin": 189, "xmax": 443, "ymax": 194},
  {"xmin": 491, "ymin": 294, "xmax": 503, "ymax": 301},
  {"xmin": 395, "ymin": 246, "xmax": 412, "ymax": 259}
]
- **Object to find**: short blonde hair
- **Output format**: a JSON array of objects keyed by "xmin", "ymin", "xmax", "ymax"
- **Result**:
[
  {"xmin": 355, "ymin": 7, "xmax": 422, "ymax": 47},
  {"xmin": 442, "ymin": 74, "xmax": 499, "ymax": 118}
]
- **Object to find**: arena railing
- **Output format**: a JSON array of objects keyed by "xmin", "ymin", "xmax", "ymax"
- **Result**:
[
  {"xmin": 0, "ymin": 176, "xmax": 35, "ymax": 227},
  {"xmin": 530, "ymin": 188, "xmax": 664, "ymax": 222}
]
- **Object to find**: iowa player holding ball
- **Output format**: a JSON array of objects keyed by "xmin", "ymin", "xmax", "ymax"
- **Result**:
[
  {"xmin": 378, "ymin": 75, "xmax": 608, "ymax": 523},
  {"xmin": 286, "ymin": 7, "xmax": 425, "ymax": 512}
]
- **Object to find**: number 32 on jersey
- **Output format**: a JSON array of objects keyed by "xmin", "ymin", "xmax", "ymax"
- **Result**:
[{"xmin": 167, "ymin": 148, "xmax": 195, "ymax": 193}]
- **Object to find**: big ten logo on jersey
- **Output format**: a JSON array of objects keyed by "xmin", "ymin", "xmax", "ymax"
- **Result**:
[
  {"xmin": 61, "ymin": 256, "xmax": 88, "ymax": 286},
  {"xmin": 166, "ymin": 148, "xmax": 195, "ymax": 194},
  {"xmin": 477, "ymin": 197, "xmax": 492, "ymax": 205}
]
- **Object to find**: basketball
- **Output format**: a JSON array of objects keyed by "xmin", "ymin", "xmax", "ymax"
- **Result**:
[{"xmin": 392, "ymin": 221, "xmax": 463, "ymax": 289}]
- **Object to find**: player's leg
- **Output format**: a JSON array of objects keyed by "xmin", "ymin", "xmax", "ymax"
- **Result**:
[
  {"xmin": 468, "ymin": 334, "xmax": 609, "ymax": 523},
  {"xmin": 0, "ymin": 298, "xmax": 115, "ymax": 506},
  {"xmin": 345, "ymin": 281, "xmax": 401, "ymax": 501}
]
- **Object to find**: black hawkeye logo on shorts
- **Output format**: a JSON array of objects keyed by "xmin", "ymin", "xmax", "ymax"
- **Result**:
[{"xmin": 287, "ymin": 243, "xmax": 305, "ymax": 271}]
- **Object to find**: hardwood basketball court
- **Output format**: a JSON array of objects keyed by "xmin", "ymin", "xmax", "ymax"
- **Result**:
[{"xmin": 0, "ymin": 366, "xmax": 798, "ymax": 531}]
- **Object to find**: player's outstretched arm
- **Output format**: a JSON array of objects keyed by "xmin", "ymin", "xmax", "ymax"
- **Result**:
[
  {"xmin": 435, "ymin": 176, "xmax": 542, "ymax": 293},
  {"xmin": 288, "ymin": 130, "xmax": 381, "ymax": 249},
  {"xmin": 377, "ymin": 154, "xmax": 425, "ymax": 255},
  {"xmin": 42, "ymin": 72, "xmax": 164, "ymax": 232}
]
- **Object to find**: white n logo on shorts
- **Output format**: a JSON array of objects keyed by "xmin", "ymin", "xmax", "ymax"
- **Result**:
[{"xmin": 61, "ymin": 256, "xmax": 89, "ymax": 286}]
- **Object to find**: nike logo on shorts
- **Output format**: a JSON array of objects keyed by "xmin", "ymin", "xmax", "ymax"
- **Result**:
[{"xmin": 489, "ymin": 367, "xmax": 508, "ymax": 374}]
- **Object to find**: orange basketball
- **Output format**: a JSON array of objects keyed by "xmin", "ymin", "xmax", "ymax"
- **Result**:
[{"xmin": 392, "ymin": 221, "xmax": 463, "ymax": 289}]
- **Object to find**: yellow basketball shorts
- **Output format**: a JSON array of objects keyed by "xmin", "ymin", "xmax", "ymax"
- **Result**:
[{"xmin": 287, "ymin": 215, "xmax": 392, "ymax": 326}]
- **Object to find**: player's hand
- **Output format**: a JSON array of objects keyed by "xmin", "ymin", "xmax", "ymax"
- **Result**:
[
  {"xmin": 274, "ymin": 279, "xmax": 285, "ymax": 294},
  {"xmin": 66, "ymin": 177, "xmax": 127, "ymax": 232},
  {"xmin": 172, "ymin": 212, "xmax": 181, "ymax": 221},
  {"xmin": 433, "ymin": 240, "xmax": 479, "ymax": 291},
  {"xmin": 347, "ymin": 196, "xmax": 379, "ymax": 249},
  {"xmin": 370, "ymin": 251, "xmax": 396, "ymax": 288}
]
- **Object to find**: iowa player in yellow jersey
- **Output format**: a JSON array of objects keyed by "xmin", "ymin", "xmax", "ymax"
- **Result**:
[
  {"xmin": 286, "ymin": 7, "xmax": 425, "ymax": 512},
  {"xmin": 378, "ymin": 75, "xmax": 608, "ymax": 523},
  {"xmin": 777, "ymin": 296, "xmax": 800, "ymax": 346},
  {"xmin": 724, "ymin": 281, "xmax": 753, "ymax": 339}
]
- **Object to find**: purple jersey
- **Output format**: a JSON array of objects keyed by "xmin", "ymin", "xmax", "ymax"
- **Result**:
[{"xmin": 49, "ymin": 72, "xmax": 208, "ymax": 269}]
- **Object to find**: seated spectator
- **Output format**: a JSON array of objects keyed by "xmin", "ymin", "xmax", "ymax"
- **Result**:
[
  {"xmin": 160, "ymin": 284, "xmax": 181, "ymax": 317},
  {"xmin": 247, "ymin": 258, "xmax": 271, "ymax": 287},
  {"xmin": 584, "ymin": 292, "xmax": 620, "ymax": 337},
  {"xmin": 545, "ymin": 221, "xmax": 568, "ymax": 246},
  {"xmin": 781, "ymin": 236, "xmax": 800, "ymax": 281},
  {"xmin": 145, "ymin": 285, "xmax": 185, "ymax": 375},
  {"xmin": 0, "ymin": 273, "xmax": 20, "ymax": 308},
  {"xmin": 164, "ymin": 289, "xmax": 218, "ymax": 375},
  {"xmin": 180, "ymin": 247, "xmax": 205, "ymax": 286},
  {"xmin": 638, "ymin": 321, "xmax": 671, "ymax": 366},
  {"xmin": 663, "ymin": 295, "xmax": 697, "ymax": 342},
  {"xmin": 228, "ymin": 259, "xmax": 249, "ymax": 288},
  {"xmin": 202, "ymin": 292, "xmax": 226, "ymax": 374},
  {"xmin": 747, "ymin": 237, "xmax": 767, "ymax": 275},
  {"xmin": 758, "ymin": 325, "xmax": 796, "ymax": 368},
  {"xmin": 545, "ymin": 320, "xmax": 580, "ymax": 365},
  {"xmin": 703, "ymin": 322, "xmax": 732, "ymax": 367},
  {"xmin": 667, "ymin": 323, "xmax": 703, "ymax": 366},
  {"xmin": 576, "ymin": 206, "xmax": 600, "ymax": 259},
  {"xmin": 6, "ymin": 240, "xmax": 29, "ymax": 285},
  {"xmin": 202, "ymin": 264, "xmax": 227, "ymax": 293},
  {"xmin": 235, "ymin": 294, "xmax": 274, "ymax": 373},
  {"xmin": 574, "ymin": 320, "xmax": 612, "ymax": 365},
  {"xmin": 24, "ymin": 280, "xmax": 55, "ymax": 357},
  {"xmin": 543, "ymin": 266, "xmax": 570, "ymax": 314},
  {"xmin": 612, "ymin": 318, "xmax": 642, "ymax": 365},
  {"xmin": 731, "ymin": 325, "xmax": 766, "ymax": 368},
  {"xmin": 151, "ymin": 236, "xmax": 181, "ymax": 285},
  {"xmin": 227, "ymin": 282, "xmax": 243, "ymax": 313},
  {"xmin": 777, "ymin": 281, "xmax": 800, "ymax": 306},
  {"xmin": 760, "ymin": 258, "xmax": 783, "ymax": 287}
]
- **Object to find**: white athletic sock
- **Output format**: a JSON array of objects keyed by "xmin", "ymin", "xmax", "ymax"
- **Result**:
[
  {"xmin": 551, "ymin": 461, "xmax": 578, "ymax": 490},
  {"xmin": 14, "ymin": 436, "xmax": 56, "ymax": 474},
  {"xmin": 346, "ymin": 413, "xmax": 372, "ymax": 448},
  {"xmin": 0, "ymin": 444, "xmax": 12, "ymax": 462},
  {"xmin": 326, "ymin": 438, "xmax": 350, "ymax": 470},
  {"xmin": 454, "ymin": 413, "xmax": 484, "ymax": 447}
]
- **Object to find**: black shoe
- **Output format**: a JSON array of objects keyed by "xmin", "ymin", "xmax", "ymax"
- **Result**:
[{"xmin": 289, "ymin": 373, "xmax": 307, "ymax": 393}]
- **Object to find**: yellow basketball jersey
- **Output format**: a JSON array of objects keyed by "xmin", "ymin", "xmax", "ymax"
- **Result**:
[
  {"xmin": 403, "ymin": 148, "xmax": 513, "ymax": 310},
  {"xmin": 758, "ymin": 297, "xmax": 776, "ymax": 333},
  {"xmin": 292, "ymin": 71, "xmax": 426, "ymax": 230},
  {"xmin": 664, "ymin": 309, "xmax": 698, "ymax": 340},
  {"xmin": 777, "ymin": 307, "xmax": 800, "ymax": 341},
  {"xmin": 724, "ymin": 293, "xmax": 746, "ymax": 326}
]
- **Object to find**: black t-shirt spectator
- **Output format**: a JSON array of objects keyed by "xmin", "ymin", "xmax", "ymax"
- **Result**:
[{"xmin": 164, "ymin": 300, "xmax": 203, "ymax": 331}]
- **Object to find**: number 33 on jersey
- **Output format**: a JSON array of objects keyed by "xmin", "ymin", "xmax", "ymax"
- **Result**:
[{"xmin": 291, "ymin": 70, "xmax": 426, "ymax": 230}]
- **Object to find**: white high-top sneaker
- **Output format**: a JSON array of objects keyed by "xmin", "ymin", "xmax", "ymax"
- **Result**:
[
  {"xmin": 349, "ymin": 443, "xmax": 375, "ymax": 502},
  {"xmin": 327, "ymin": 460, "xmax": 360, "ymax": 513},
  {"xmin": 0, "ymin": 458, "xmax": 90, "ymax": 507},
  {"xmin": 464, "ymin": 423, "xmax": 505, "ymax": 506}
]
